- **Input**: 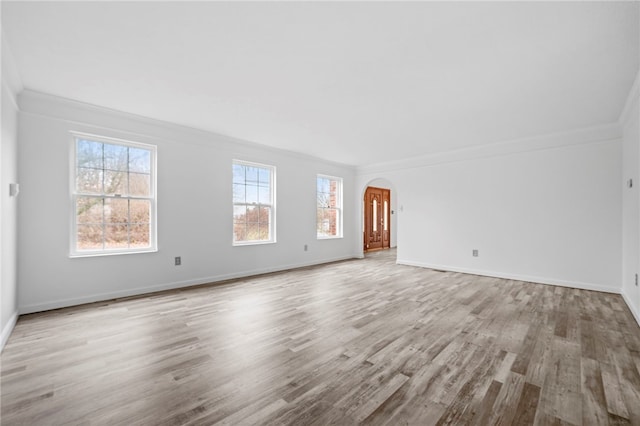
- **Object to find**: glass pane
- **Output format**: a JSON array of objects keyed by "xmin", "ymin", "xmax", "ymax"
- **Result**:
[
  {"xmin": 233, "ymin": 184, "xmax": 246, "ymax": 203},
  {"xmin": 322, "ymin": 209, "xmax": 331, "ymax": 235},
  {"xmin": 77, "ymin": 224, "xmax": 103, "ymax": 250},
  {"xmin": 246, "ymin": 222, "xmax": 259, "ymax": 240},
  {"xmin": 76, "ymin": 167, "xmax": 103, "ymax": 194},
  {"xmin": 130, "ymin": 200, "xmax": 150, "ymax": 223},
  {"xmin": 234, "ymin": 222, "xmax": 247, "ymax": 242},
  {"xmin": 246, "ymin": 205, "xmax": 259, "ymax": 223},
  {"xmin": 317, "ymin": 177, "xmax": 329, "ymax": 193},
  {"xmin": 245, "ymin": 185, "xmax": 258, "ymax": 204},
  {"xmin": 76, "ymin": 139, "xmax": 103, "ymax": 169},
  {"xmin": 77, "ymin": 197, "xmax": 103, "ymax": 224},
  {"xmin": 258, "ymin": 168, "xmax": 270, "ymax": 186},
  {"xmin": 105, "ymin": 224, "xmax": 129, "ymax": 249},
  {"xmin": 129, "ymin": 223, "xmax": 150, "ymax": 248},
  {"xmin": 105, "ymin": 198, "xmax": 129, "ymax": 224},
  {"xmin": 129, "ymin": 173, "xmax": 150, "ymax": 197},
  {"xmin": 258, "ymin": 206, "xmax": 271, "ymax": 225},
  {"xmin": 328, "ymin": 181, "xmax": 338, "ymax": 208},
  {"xmin": 327, "ymin": 208, "xmax": 337, "ymax": 236},
  {"xmin": 373, "ymin": 199, "xmax": 377, "ymax": 232},
  {"xmin": 258, "ymin": 185, "xmax": 271, "ymax": 204},
  {"xmin": 245, "ymin": 167, "xmax": 258, "ymax": 185},
  {"xmin": 129, "ymin": 147, "xmax": 151, "ymax": 173},
  {"xmin": 233, "ymin": 164, "xmax": 245, "ymax": 184},
  {"xmin": 234, "ymin": 205, "xmax": 247, "ymax": 222},
  {"xmin": 259, "ymin": 222, "xmax": 270, "ymax": 240},
  {"xmin": 104, "ymin": 170, "xmax": 128, "ymax": 195},
  {"xmin": 317, "ymin": 192, "xmax": 328, "ymax": 208},
  {"xmin": 316, "ymin": 208, "xmax": 323, "ymax": 235},
  {"xmin": 384, "ymin": 201, "xmax": 388, "ymax": 231},
  {"xmin": 104, "ymin": 144, "xmax": 128, "ymax": 171}
]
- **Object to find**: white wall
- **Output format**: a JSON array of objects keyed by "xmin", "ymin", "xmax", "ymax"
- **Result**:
[
  {"xmin": 1, "ymin": 34, "xmax": 22, "ymax": 350},
  {"xmin": 356, "ymin": 125, "xmax": 623, "ymax": 293},
  {"xmin": 17, "ymin": 90, "xmax": 357, "ymax": 314},
  {"xmin": 621, "ymin": 71, "xmax": 640, "ymax": 325}
]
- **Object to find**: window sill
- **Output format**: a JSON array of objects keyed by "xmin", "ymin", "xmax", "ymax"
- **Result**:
[
  {"xmin": 233, "ymin": 240, "xmax": 277, "ymax": 247},
  {"xmin": 70, "ymin": 248, "xmax": 158, "ymax": 258},
  {"xmin": 317, "ymin": 236, "xmax": 343, "ymax": 240}
]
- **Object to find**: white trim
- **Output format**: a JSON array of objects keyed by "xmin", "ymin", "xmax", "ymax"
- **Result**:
[
  {"xmin": 18, "ymin": 89, "xmax": 356, "ymax": 170},
  {"xmin": 358, "ymin": 124, "xmax": 622, "ymax": 175},
  {"xmin": 316, "ymin": 174, "xmax": 343, "ymax": 239},
  {"xmin": 232, "ymin": 160, "xmax": 277, "ymax": 245},
  {"xmin": 1, "ymin": 312, "xmax": 18, "ymax": 353},
  {"xmin": 396, "ymin": 259, "xmax": 619, "ymax": 294},
  {"xmin": 619, "ymin": 68, "xmax": 640, "ymax": 126},
  {"xmin": 621, "ymin": 290, "xmax": 640, "ymax": 328},
  {"xmin": 69, "ymin": 133, "xmax": 158, "ymax": 256},
  {"xmin": 19, "ymin": 255, "xmax": 359, "ymax": 315}
]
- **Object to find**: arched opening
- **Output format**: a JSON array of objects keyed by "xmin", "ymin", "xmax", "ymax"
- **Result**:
[{"xmin": 359, "ymin": 178, "xmax": 398, "ymax": 259}]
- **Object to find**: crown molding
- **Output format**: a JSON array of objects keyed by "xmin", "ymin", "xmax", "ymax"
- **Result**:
[
  {"xmin": 619, "ymin": 67, "xmax": 640, "ymax": 126},
  {"xmin": 357, "ymin": 123, "xmax": 622, "ymax": 176},
  {"xmin": 17, "ymin": 89, "xmax": 357, "ymax": 172}
]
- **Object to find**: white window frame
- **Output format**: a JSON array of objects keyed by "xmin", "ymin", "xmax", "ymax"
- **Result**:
[
  {"xmin": 70, "ymin": 132, "xmax": 158, "ymax": 257},
  {"xmin": 316, "ymin": 174, "xmax": 343, "ymax": 239},
  {"xmin": 232, "ymin": 160, "xmax": 276, "ymax": 246}
]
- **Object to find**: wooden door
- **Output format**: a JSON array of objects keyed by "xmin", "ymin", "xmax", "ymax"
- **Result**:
[{"xmin": 364, "ymin": 187, "xmax": 391, "ymax": 252}]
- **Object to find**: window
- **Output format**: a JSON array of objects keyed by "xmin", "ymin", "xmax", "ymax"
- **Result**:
[
  {"xmin": 71, "ymin": 133, "xmax": 156, "ymax": 256},
  {"xmin": 233, "ymin": 160, "xmax": 275, "ymax": 244},
  {"xmin": 317, "ymin": 175, "xmax": 342, "ymax": 238}
]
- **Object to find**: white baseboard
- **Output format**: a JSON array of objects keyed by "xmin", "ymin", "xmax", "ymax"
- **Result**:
[
  {"xmin": 20, "ymin": 255, "xmax": 359, "ymax": 315},
  {"xmin": 1, "ymin": 312, "xmax": 18, "ymax": 352},
  {"xmin": 396, "ymin": 259, "xmax": 619, "ymax": 294},
  {"xmin": 621, "ymin": 289, "xmax": 640, "ymax": 328}
]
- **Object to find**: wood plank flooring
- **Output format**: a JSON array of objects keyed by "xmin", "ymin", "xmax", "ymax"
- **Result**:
[{"xmin": 2, "ymin": 249, "xmax": 640, "ymax": 425}]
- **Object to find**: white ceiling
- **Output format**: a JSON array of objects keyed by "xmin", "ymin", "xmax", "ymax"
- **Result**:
[{"xmin": 2, "ymin": 1, "xmax": 639, "ymax": 166}]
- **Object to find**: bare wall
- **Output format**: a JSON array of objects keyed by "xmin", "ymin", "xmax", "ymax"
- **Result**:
[
  {"xmin": 17, "ymin": 91, "xmax": 357, "ymax": 314},
  {"xmin": 622, "ymin": 71, "xmax": 640, "ymax": 324},
  {"xmin": 1, "ymin": 34, "xmax": 21, "ymax": 350},
  {"xmin": 356, "ymin": 127, "xmax": 622, "ymax": 293}
]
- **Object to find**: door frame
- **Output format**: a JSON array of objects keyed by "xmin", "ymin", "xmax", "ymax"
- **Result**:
[{"xmin": 363, "ymin": 186, "xmax": 391, "ymax": 252}]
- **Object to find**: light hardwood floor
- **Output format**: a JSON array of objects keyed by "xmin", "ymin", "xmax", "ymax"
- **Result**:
[{"xmin": 2, "ymin": 250, "xmax": 640, "ymax": 425}]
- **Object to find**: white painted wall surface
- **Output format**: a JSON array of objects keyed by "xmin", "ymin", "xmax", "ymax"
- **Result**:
[
  {"xmin": 1, "ymin": 36, "xmax": 22, "ymax": 350},
  {"xmin": 17, "ymin": 91, "xmax": 357, "ymax": 314},
  {"xmin": 356, "ymin": 129, "xmax": 622, "ymax": 293},
  {"xmin": 621, "ymin": 72, "xmax": 640, "ymax": 325}
]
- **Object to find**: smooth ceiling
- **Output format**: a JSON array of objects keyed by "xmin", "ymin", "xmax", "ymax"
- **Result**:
[{"xmin": 2, "ymin": 1, "xmax": 639, "ymax": 166}]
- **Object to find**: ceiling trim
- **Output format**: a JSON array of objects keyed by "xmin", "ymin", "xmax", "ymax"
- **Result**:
[
  {"xmin": 619, "ymin": 67, "xmax": 640, "ymax": 127},
  {"xmin": 17, "ymin": 89, "xmax": 357, "ymax": 171},
  {"xmin": 357, "ymin": 123, "xmax": 622, "ymax": 176}
]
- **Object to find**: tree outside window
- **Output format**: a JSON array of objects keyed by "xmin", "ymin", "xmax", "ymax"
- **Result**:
[
  {"xmin": 233, "ymin": 161, "xmax": 275, "ymax": 244},
  {"xmin": 72, "ymin": 135, "xmax": 156, "ymax": 255}
]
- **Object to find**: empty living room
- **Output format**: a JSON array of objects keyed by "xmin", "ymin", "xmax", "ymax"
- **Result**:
[{"xmin": 1, "ymin": 1, "xmax": 640, "ymax": 425}]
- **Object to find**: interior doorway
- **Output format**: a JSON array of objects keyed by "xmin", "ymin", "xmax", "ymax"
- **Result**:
[{"xmin": 364, "ymin": 186, "xmax": 391, "ymax": 252}]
